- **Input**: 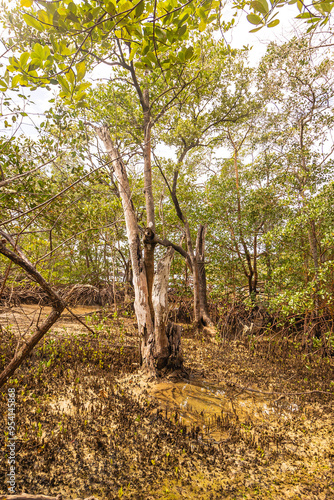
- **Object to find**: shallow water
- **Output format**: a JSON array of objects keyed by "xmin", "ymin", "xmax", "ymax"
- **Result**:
[
  {"xmin": 151, "ymin": 379, "xmax": 298, "ymax": 441},
  {"xmin": 0, "ymin": 304, "xmax": 103, "ymax": 336}
]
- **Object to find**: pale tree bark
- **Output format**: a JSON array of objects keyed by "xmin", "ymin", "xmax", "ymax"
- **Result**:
[
  {"xmin": 142, "ymin": 87, "xmax": 156, "ymax": 320},
  {"xmin": 152, "ymin": 246, "xmax": 183, "ymax": 370},
  {"xmin": 185, "ymin": 222, "xmax": 212, "ymax": 328},
  {"xmin": 96, "ymin": 126, "xmax": 154, "ymax": 370},
  {"xmin": 96, "ymin": 126, "xmax": 183, "ymax": 373}
]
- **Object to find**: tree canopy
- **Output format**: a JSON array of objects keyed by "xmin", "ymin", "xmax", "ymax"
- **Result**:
[{"xmin": 0, "ymin": 0, "xmax": 334, "ymax": 377}]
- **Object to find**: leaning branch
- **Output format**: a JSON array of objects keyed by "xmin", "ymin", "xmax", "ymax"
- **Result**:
[
  {"xmin": 154, "ymin": 236, "xmax": 192, "ymax": 272},
  {"xmin": 0, "ymin": 236, "xmax": 65, "ymax": 388},
  {"xmin": 0, "ymin": 156, "xmax": 61, "ymax": 189}
]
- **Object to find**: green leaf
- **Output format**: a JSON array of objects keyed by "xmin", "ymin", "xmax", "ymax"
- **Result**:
[
  {"xmin": 146, "ymin": 51, "xmax": 156, "ymax": 64},
  {"xmin": 185, "ymin": 46, "xmax": 194, "ymax": 60},
  {"xmin": 105, "ymin": 2, "xmax": 116, "ymax": 14},
  {"xmin": 198, "ymin": 20, "xmax": 206, "ymax": 31},
  {"xmin": 37, "ymin": 9, "xmax": 52, "ymax": 25},
  {"xmin": 30, "ymin": 58, "xmax": 42, "ymax": 68},
  {"xmin": 142, "ymin": 42, "xmax": 150, "ymax": 56},
  {"xmin": 20, "ymin": 52, "xmax": 30, "ymax": 68},
  {"xmin": 74, "ymin": 91, "xmax": 87, "ymax": 102},
  {"xmin": 247, "ymin": 13, "xmax": 262, "ymax": 25},
  {"xmin": 57, "ymin": 7, "xmax": 68, "ymax": 16},
  {"xmin": 66, "ymin": 69, "xmax": 75, "ymax": 85},
  {"xmin": 68, "ymin": 2, "xmax": 77, "ymax": 14},
  {"xmin": 129, "ymin": 44, "xmax": 139, "ymax": 61},
  {"xmin": 134, "ymin": 61, "xmax": 146, "ymax": 69},
  {"xmin": 77, "ymin": 82, "xmax": 91, "ymax": 92},
  {"xmin": 20, "ymin": 0, "xmax": 33, "ymax": 7},
  {"xmin": 259, "ymin": 0, "xmax": 269, "ymax": 11},
  {"xmin": 141, "ymin": 56, "xmax": 152, "ymax": 69},
  {"xmin": 76, "ymin": 61, "xmax": 86, "ymax": 82},
  {"xmin": 154, "ymin": 26, "xmax": 166, "ymax": 41},
  {"xmin": 250, "ymin": 1, "xmax": 268, "ymax": 14},
  {"xmin": 296, "ymin": 12, "xmax": 312, "ymax": 18},
  {"xmin": 11, "ymin": 75, "xmax": 21, "ymax": 88},
  {"xmin": 58, "ymin": 75, "xmax": 70, "ymax": 93},
  {"xmin": 33, "ymin": 43, "xmax": 44, "ymax": 59},
  {"xmin": 178, "ymin": 24, "xmax": 187, "ymax": 37},
  {"xmin": 178, "ymin": 50, "xmax": 185, "ymax": 62},
  {"xmin": 135, "ymin": 1, "xmax": 145, "ymax": 17},
  {"xmin": 267, "ymin": 19, "xmax": 280, "ymax": 27},
  {"xmin": 315, "ymin": 1, "xmax": 333, "ymax": 13},
  {"xmin": 23, "ymin": 14, "xmax": 44, "ymax": 31},
  {"xmin": 58, "ymin": 41, "xmax": 72, "ymax": 56},
  {"xmin": 197, "ymin": 6, "xmax": 207, "ymax": 20},
  {"xmin": 44, "ymin": 46, "xmax": 51, "ymax": 59}
]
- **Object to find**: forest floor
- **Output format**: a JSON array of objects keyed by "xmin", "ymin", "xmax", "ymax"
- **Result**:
[{"xmin": 0, "ymin": 305, "xmax": 334, "ymax": 499}]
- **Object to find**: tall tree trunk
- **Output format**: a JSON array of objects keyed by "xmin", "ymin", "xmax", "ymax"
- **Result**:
[
  {"xmin": 97, "ymin": 126, "xmax": 182, "ymax": 373},
  {"xmin": 97, "ymin": 126, "xmax": 154, "ymax": 369},
  {"xmin": 143, "ymin": 90, "xmax": 156, "ymax": 320},
  {"xmin": 125, "ymin": 258, "xmax": 133, "ymax": 286},
  {"xmin": 152, "ymin": 247, "xmax": 183, "ymax": 370},
  {"xmin": 308, "ymin": 218, "xmax": 319, "ymax": 313},
  {"xmin": 159, "ymin": 154, "xmax": 213, "ymax": 330},
  {"xmin": 248, "ymin": 272, "xmax": 254, "ymax": 298},
  {"xmin": 195, "ymin": 224, "xmax": 213, "ymax": 326},
  {"xmin": 308, "ymin": 219, "xmax": 319, "ymax": 273},
  {"xmin": 183, "ymin": 221, "xmax": 201, "ymax": 327}
]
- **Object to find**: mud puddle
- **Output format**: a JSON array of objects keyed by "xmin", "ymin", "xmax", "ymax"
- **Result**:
[
  {"xmin": 151, "ymin": 378, "xmax": 299, "ymax": 442},
  {"xmin": 0, "ymin": 304, "xmax": 104, "ymax": 336}
]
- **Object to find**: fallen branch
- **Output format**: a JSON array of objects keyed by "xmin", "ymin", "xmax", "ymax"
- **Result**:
[{"xmin": 64, "ymin": 305, "xmax": 97, "ymax": 336}]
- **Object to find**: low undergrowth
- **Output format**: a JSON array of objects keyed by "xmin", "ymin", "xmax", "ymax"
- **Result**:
[{"xmin": 0, "ymin": 310, "xmax": 333, "ymax": 499}]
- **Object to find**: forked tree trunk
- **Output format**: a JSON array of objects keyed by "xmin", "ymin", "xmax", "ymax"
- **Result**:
[
  {"xmin": 187, "ymin": 224, "xmax": 213, "ymax": 328},
  {"xmin": 163, "ymin": 158, "xmax": 213, "ymax": 330},
  {"xmin": 97, "ymin": 126, "xmax": 183, "ymax": 373}
]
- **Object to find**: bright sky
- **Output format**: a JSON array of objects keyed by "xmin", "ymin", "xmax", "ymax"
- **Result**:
[
  {"xmin": 0, "ymin": 2, "xmax": 303, "ymax": 139},
  {"xmin": 225, "ymin": 4, "xmax": 302, "ymax": 64}
]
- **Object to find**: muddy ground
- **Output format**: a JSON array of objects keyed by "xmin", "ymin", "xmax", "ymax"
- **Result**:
[{"xmin": 0, "ymin": 305, "xmax": 334, "ymax": 499}]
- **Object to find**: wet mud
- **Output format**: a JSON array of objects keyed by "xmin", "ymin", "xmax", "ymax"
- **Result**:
[
  {"xmin": 0, "ymin": 306, "xmax": 333, "ymax": 499},
  {"xmin": 150, "ymin": 378, "xmax": 300, "ymax": 442}
]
